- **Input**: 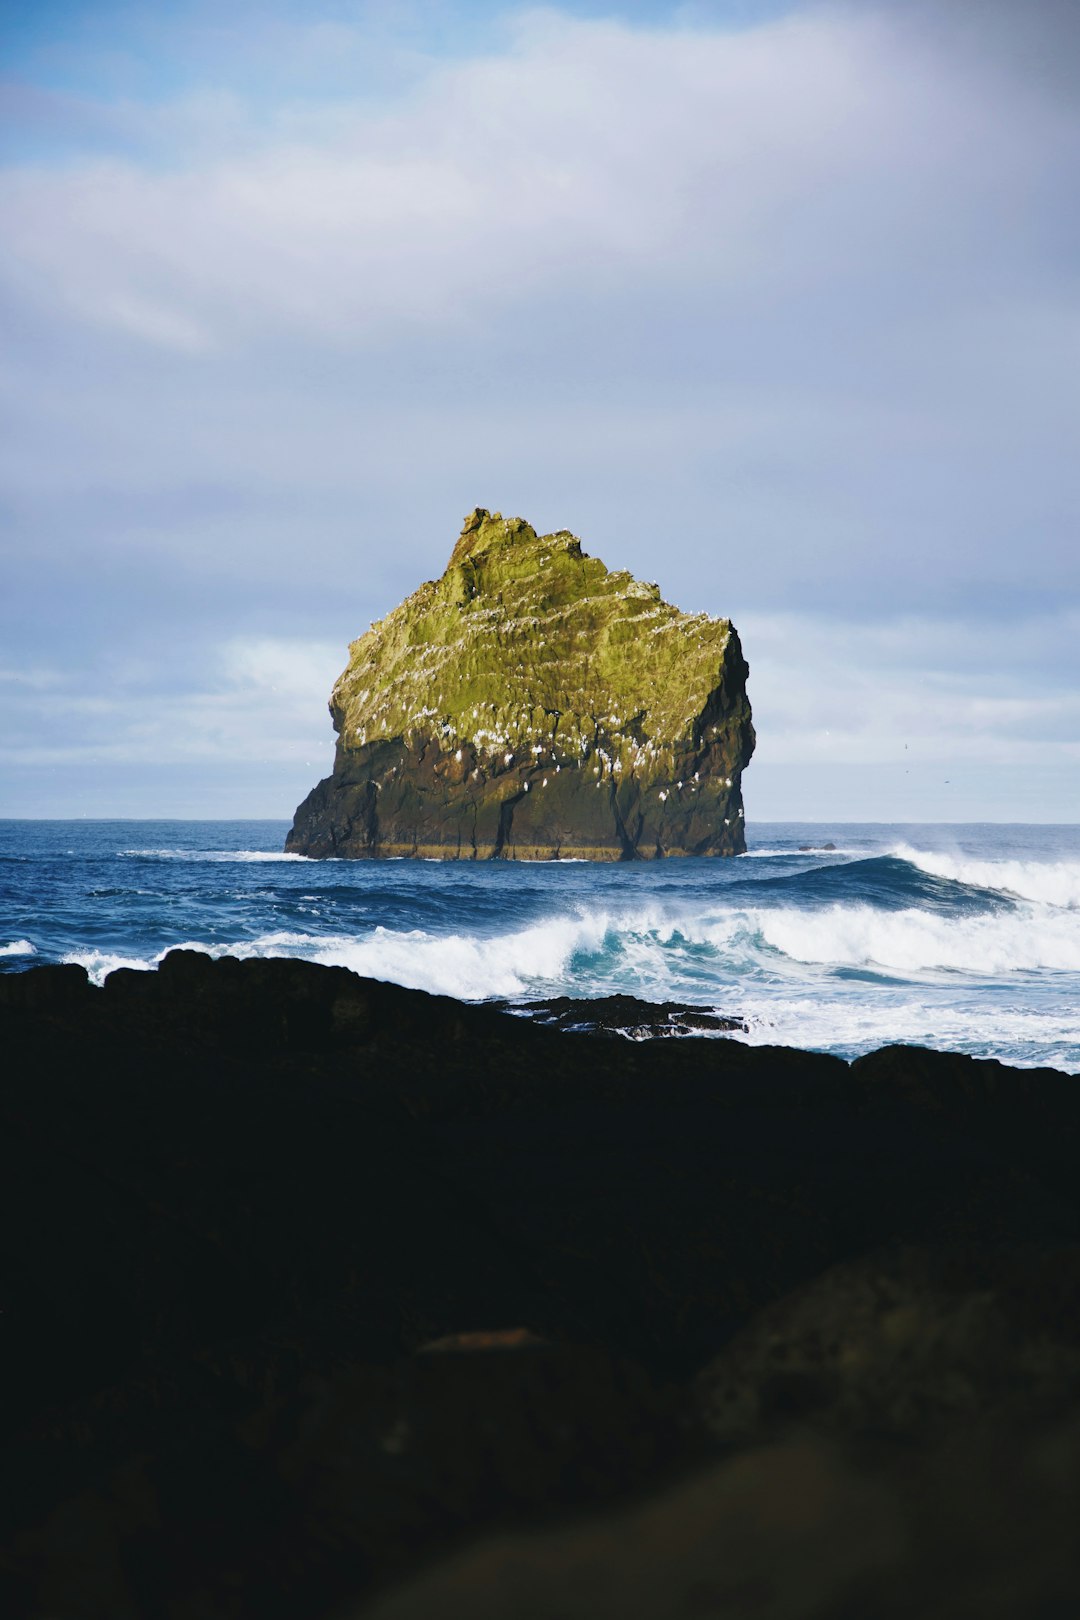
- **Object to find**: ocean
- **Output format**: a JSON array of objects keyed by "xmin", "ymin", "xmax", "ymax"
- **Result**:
[{"xmin": 2, "ymin": 819, "xmax": 1078, "ymax": 1072}]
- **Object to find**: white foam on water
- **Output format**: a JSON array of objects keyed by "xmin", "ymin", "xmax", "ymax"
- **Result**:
[
  {"xmin": 254, "ymin": 906, "xmax": 1080, "ymax": 1069},
  {"xmin": 741, "ymin": 902, "xmax": 1080, "ymax": 975},
  {"xmin": 119, "ymin": 849, "xmax": 316, "ymax": 863},
  {"xmin": 63, "ymin": 948, "xmax": 157, "ymax": 982},
  {"xmin": 52, "ymin": 870, "xmax": 1080, "ymax": 1072},
  {"xmin": 0, "ymin": 938, "xmax": 35, "ymax": 957},
  {"xmin": 63, "ymin": 914, "xmax": 606, "ymax": 997},
  {"xmin": 233, "ymin": 915, "xmax": 609, "ymax": 999},
  {"xmin": 60, "ymin": 888, "xmax": 1080, "ymax": 989},
  {"xmin": 274, "ymin": 900, "xmax": 1080, "ymax": 988},
  {"xmin": 737, "ymin": 848, "xmax": 863, "ymax": 859},
  {"xmin": 732, "ymin": 994, "xmax": 1079, "ymax": 1071},
  {"xmin": 523, "ymin": 900, "xmax": 1080, "ymax": 979},
  {"xmin": 891, "ymin": 844, "xmax": 1080, "ymax": 908}
]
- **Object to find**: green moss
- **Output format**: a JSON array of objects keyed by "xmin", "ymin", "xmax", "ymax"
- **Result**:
[
  {"xmin": 290, "ymin": 508, "xmax": 754, "ymax": 859},
  {"xmin": 335, "ymin": 510, "xmax": 737, "ymax": 773}
]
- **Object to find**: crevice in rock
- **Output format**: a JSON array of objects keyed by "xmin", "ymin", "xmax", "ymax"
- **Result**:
[{"xmin": 609, "ymin": 783, "xmax": 640, "ymax": 862}]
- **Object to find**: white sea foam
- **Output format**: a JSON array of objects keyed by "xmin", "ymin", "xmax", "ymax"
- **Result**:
[
  {"xmin": 60, "ymin": 884, "xmax": 1080, "ymax": 997},
  {"xmin": 0, "ymin": 938, "xmax": 35, "ymax": 957},
  {"xmin": 715, "ymin": 903, "xmax": 1080, "ymax": 976},
  {"xmin": 229, "ymin": 915, "xmax": 608, "ymax": 999},
  {"xmin": 241, "ymin": 900, "xmax": 1080, "ymax": 987},
  {"xmin": 62, "ymin": 915, "xmax": 603, "ymax": 997},
  {"xmin": 55, "ymin": 905, "xmax": 1080, "ymax": 1070},
  {"xmin": 482, "ymin": 899, "xmax": 1080, "ymax": 980},
  {"xmin": 891, "ymin": 844, "xmax": 1080, "ymax": 908},
  {"xmin": 737, "ymin": 848, "xmax": 862, "ymax": 859},
  {"xmin": 63, "ymin": 949, "xmax": 157, "ymax": 982},
  {"xmin": 733, "ymin": 995, "xmax": 1079, "ymax": 1071},
  {"xmin": 119, "ymin": 849, "xmax": 316, "ymax": 863}
]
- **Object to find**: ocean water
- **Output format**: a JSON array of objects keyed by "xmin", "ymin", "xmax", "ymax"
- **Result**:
[{"xmin": 1, "ymin": 819, "xmax": 1079, "ymax": 1072}]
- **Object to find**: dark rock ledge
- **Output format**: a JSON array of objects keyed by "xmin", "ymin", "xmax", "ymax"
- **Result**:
[
  {"xmin": 1, "ymin": 953, "xmax": 1079, "ymax": 1619},
  {"xmin": 492, "ymin": 992, "xmax": 746, "ymax": 1038}
]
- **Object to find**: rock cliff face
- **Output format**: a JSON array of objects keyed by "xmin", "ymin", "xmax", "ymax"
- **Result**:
[{"xmin": 287, "ymin": 509, "xmax": 754, "ymax": 859}]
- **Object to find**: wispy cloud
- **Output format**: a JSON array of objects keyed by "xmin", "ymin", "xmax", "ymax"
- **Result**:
[
  {"xmin": 5, "ymin": 9, "xmax": 1073, "ymax": 349},
  {"xmin": 743, "ymin": 610, "xmax": 1080, "ymax": 764},
  {"xmin": 0, "ymin": 637, "xmax": 342, "ymax": 769},
  {"xmin": 1, "ymin": 2, "xmax": 1077, "ymax": 815}
]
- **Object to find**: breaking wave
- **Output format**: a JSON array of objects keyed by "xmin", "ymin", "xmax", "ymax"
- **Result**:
[
  {"xmin": 64, "ymin": 916, "xmax": 607, "ymax": 999},
  {"xmin": 8, "ymin": 818, "xmax": 1079, "ymax": 1071},
  {"xmin": 62, "ymin": 892, "xmax": 1080, "ymax": 995},
  {"xmin": 891, "ymin": 845, "xmax": 1080, "ymax": 909},
  {"xmin": 65, "ymin": 949, "xmax": 159, "ymax": 981},
  {"xmin": 749, "ymin": 901, "xmax": 1080, "ymax": 975},
  {"xmin": 734, "ymin": 994, "xmax": 1079, "ymax": 1072}
]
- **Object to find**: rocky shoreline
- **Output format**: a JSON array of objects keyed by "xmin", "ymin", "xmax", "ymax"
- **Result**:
[{"xmin": 2, "ymin": 953, "xmax": 1079, "ymax": 1617}]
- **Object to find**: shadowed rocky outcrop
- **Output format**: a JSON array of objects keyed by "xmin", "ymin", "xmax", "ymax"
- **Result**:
[
  {"xmin": 1, "ymin": 956, "xmax": 1079, "ymax": 1618},
  {"xmin": 287, "ymin": 509, "xmax": 754, "ymax": 858},
  {"xmin": 494, "ymin": 992, "xmax": 746, "ymax": 1038}
]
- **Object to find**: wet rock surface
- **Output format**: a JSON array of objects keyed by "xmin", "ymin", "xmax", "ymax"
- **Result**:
[
  {"xmin": 492, "ymin": 992, "xmax": 745, "ymax": 1038},
  {"xmin": 1, "ymin": 954, "xmax": 1079, "ymax": 1617},
  {"xmin": 287, "ymin": 509, "xmax": 754, "ymax": 860}
]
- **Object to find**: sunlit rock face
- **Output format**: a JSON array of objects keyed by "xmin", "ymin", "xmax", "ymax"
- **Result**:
[{"xmin": 287, "ymin": 509, "xmax": 754, "ymax": 859}]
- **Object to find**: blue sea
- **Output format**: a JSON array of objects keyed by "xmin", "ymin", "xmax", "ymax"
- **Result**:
[{"xmin": 2, "ymin": 820, "xmax": 1079, "ymax": 1072}]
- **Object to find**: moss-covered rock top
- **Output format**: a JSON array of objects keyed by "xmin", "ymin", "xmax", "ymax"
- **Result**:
[
  {"xmin": 289, "ymin": 508, "xmax": 753, "ymax": 858},
  {"xmin": 334, "ymin": 508, "xmax": 734, "ymax": 776}
]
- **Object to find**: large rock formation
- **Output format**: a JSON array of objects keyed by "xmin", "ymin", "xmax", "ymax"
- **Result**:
[{"xmin": 287, "ymin": 509, "xmax": 754, "ymax": 859}]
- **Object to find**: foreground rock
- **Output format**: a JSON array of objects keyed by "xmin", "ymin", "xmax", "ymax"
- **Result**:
[
  {"xmin": 494, "ymin": 992, "xmax": 745, "ymax": 1038},
  {"xmin": 287, "ymin": 508, "xmax": 754, "ymax": 859},
  {"xmin": 360, "ymin": 1415, "xmax": 1080, "ymax": 1620},
  {"xmin": 1, "ymin": 955, "xmax": 1079, "ymax": 1618},
  {"xmin": 369, "ymin": 1249, "xmax": 1080, "ymax": 1620}
]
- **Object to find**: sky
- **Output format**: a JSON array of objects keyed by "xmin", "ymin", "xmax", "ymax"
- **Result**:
[{"xmin": 1, "ymin": 0, "xmax": 1077, "ymax": 822}]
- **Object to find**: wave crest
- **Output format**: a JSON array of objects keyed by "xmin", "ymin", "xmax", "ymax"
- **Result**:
[
  {"xmin": 61, "ymin": 888, "xmax": 1080, "ymax": 997},
  {"xmin": 892, "ymin": 844, "xmax": 1080, "ymax": 908},
  {"xmin": 753, "ymin": 902, "xmax": 1080, "ymax": 975}
]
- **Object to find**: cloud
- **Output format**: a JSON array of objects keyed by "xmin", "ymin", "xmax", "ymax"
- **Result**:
[
  {"xmin": 0, "ymin": 1, "xmax": 1077, "ymax": 815},
  {"xmin": 3, "ymin": 8, "xmax": 1073, "ymax": 350},
  {"xmin": 740, "ymin": 606, "xmax": 1080, "ymax": 821},
  {"xmin": 0, "ymin": 636, "xmax": 343, "ymax": 770},
  {"xmin": 742, "ymin": 609, "xmax": 1080, "ymax": 764}
]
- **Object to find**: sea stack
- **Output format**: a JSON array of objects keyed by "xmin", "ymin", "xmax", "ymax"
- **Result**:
[{"xmin": 287, "ymin": 509, "xmax": 754, "ymax": 859}]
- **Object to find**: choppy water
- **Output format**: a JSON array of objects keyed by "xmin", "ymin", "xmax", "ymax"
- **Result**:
[{"xmin": 2, "ymin": 819, "xmax": 1079, "ymax": 1071}]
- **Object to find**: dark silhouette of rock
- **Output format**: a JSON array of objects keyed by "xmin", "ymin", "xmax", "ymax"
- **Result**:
[
  {"xmin": 493, "ymin": 992, "xmax": 745, "ymax": 1037},
  {"xmin": 357, "ymin": 1415, "xmax": 1080, "ymax": 1620},
  {"xmin": 696, "ymin": 1245, "xmax": 1080, "ymax": 1445},
  {"xmin": 287, "ymin": 509, "xmax": 754, "ymax": 859},
  {"xmin": 1, "ymin": 954, "xmax": 1079, "ymax": 1618}
]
